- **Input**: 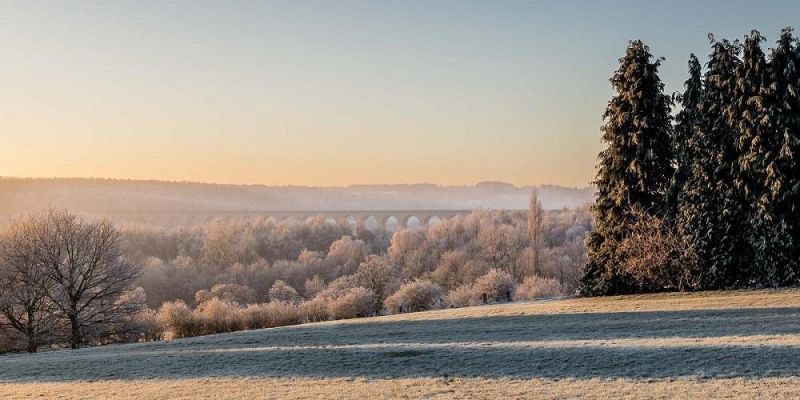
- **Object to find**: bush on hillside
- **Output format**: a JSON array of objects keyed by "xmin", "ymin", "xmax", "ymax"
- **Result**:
[
  {"xmin": 384, "ymin": 280, "xmax": 444, "ymax": 313},
  {"xmin": 446, "ymin": 285, "xmax": 482, "ymax": 308},
  {"xmin": 327, "ymin": 287, "xmax": 375, "ymax": 319},
  {"xmin": 473, "ymin": 269, "xmax": 516, "ymax": 303},
  {"xmin": 240, "ymin": 301, "xmax": 302, "ymax": 330},
  {"xmin": 516, "ymin": 276, "xmax": 567, "ymax": 300},
  {"xmin": 157, "ymin": 301, "xmax": 196, "ymax": 339},
  {"xmin": 193, "ymin": 298, "xmax": 244, "ymax": 335}
]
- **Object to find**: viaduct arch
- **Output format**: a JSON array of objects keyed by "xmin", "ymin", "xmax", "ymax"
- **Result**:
[{"xmin": 92, "ymin": 209, "xmax": 476, "ymax": 230}]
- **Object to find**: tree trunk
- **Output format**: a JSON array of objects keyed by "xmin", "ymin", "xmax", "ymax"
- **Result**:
[
  {"xmin": 25, "ymin": 326, "xmax": 38, "ymax": 353},
  {"xmin": 69, "ymin": 312, "xmax": 81, "ymax": 349}
]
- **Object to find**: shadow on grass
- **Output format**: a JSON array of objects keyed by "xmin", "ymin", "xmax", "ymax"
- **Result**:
[{"xmin": 2, "ymin": 307, "xmax": 800, "ymax": 382}]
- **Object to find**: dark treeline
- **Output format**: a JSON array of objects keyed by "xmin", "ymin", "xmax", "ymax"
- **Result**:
[{"xmin": 582, "ymin": 28, "xmax": 800, "ymax": 295}]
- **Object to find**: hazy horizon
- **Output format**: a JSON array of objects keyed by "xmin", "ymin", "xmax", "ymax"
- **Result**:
[
  {"xmin": 0, "ymin": 175, "xmax": 592, "ymax": 189},
  {"xmin": 2, "ymin": 1, "xmax": 798, "ymax": 187}
]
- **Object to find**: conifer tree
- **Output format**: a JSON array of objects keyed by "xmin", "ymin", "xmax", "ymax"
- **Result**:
[
  {"xmin": 747, "ymin": 28, "xmax": 800, "ymax": 285},
  {"xmin": 581, "ymin": 41, "xmax": 674, "ymax": 295},
  {"xmin": 670, "ymin": 54, "xmax": 703, "ymax": 218},
  {"xmin": 736, "ymin": 31, "xmax": 770, "ymax": 197},
  {"xmin": 734, "ymin": 31, "xmax": 782, "ymax": 285},
  {"xmin": 680, "ymin": 37, "xmax": 750, "ymax": 289}
]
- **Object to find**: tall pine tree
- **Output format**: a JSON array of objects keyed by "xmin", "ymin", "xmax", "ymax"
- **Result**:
[
  {"xmin": 670, "ymin": 54, "xmax": 704, "ymax": 219},
  {"xmin": 734, "ymin": 31, "xmax": 784, "ymax": 285},
  {"xmin": 680, "ymin": 37, "xmax": 751, "ymax": 289},
  {"xmin": 746, "ymin": 28, "xmax": 800, "ymax": 285},
  {"xmin": 581, "ymin": 41, "xmax": 674, "ymax": 295}
]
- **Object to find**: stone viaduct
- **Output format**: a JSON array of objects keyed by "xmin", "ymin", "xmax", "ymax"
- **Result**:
[{"xmin": 92, "ymin": 209, "xmax": 479, "ymax": 230}]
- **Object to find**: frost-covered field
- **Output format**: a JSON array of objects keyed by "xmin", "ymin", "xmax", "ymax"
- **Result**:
[{"xmin": 3, "ymin": 290, "xmax": 800, "ymax": 399}]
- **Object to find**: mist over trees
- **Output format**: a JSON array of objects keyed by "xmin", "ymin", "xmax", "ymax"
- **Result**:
[
  {"xmin": 582, "ymin": 28, "xmax": 800, "ymax": 295},
  {"xmin": 1, "ymin": 206, "xmax": 591, "ymax": 352},
  {"xmin": 0, "ymin": 178, "xmax": 594, "ymax": 222},
  {"xmin": 124, "ymin": 208, "xmax": 589, "ymax": 308}
]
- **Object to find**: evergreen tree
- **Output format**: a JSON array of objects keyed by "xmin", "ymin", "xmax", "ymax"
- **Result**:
[
  {"xmin": 581, "ymin": 41, "xmax": 674, "ymax": 295},
  {"xmin": 747, "ymin": 28, "xmax": 800, "ymax": 285},
  {"xmin": 670, "ymin": 54, "xmax": 704, "ymax": 218},
  {"xmin": 734, "ymin": 31, "xmax": 783, "ymax": 285},
  {"xmin": 680, "ymin": 37, "xmax": 750, "ymax": 289}
]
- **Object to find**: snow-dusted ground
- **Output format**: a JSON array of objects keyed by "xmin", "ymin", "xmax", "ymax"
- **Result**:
[{"xmin": 2, "ymin": 290, "xmax": 800, "ymax": 398}]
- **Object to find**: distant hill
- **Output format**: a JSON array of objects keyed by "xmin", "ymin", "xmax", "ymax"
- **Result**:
[{"xmin": 0, "ymin": 177, "xmax": 595, "ymax": 218}]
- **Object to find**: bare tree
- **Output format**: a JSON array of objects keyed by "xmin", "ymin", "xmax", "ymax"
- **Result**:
[
  {"xmin": 617, "ymin": 207, "xmax": 697, "ymax": 291},
  {"xmin": 31, "ymin": 210, "xmax": 140, "ymax": 349},
  {"xmin": 528, "ymin": 189, "xmax": 544, "ymax": 275},
  {"xmin": 0, "ymin": 216, "xmax": 56, "ymax": 352},
  {"xmin": 476, "ymin": 222, "xmax": 527, "ymax": 279}
]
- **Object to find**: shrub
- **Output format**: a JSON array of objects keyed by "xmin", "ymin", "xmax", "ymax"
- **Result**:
[
  {"xmin": 300, "ymin": 297, "xmax": 330, "ymax": 323},
  {"xmin": 242, "ymin": 303, "xmax": 271, "ymax": 330},
  {"xmin": 268, "ymin": 280, "xmax": 301, "ymax": 304},
  {"xmin": 196, "ymin": 283, "xmax": 258, "ymax": 306},
  {"xmin": 351, "ymin": 255, "xmax": 398, "ymax": 314},
  {"xmin": 473, "ymin": 269, "xmax": 516, "ymax": 303},
  {"xmin": 384, "ymin": 280, "xmax": 444, "ymax": 313},
  {"xmin": 241, "ymin": 302, "xmax": 301, "ymax": 330},
  {"xmin": 617, "ymin": 207, "xmax": 697, "ymax": 291},
  {"xmin": 192, "ymin": 298, "xmax": 244, "ymax": 335},
  {"xmin": 313, "ymin": 275, "xmax": 357, "ymax": 300},
  {"xmin": 261, "ymin": 301, "xmax": 301, "ymax": 328},
  {"xmin": 516, "ymin": 276, "xmax": 567, "ymax": 300},
  {"xmin": 157, "ymin": 301, "xmax": 196, "ymax": 339},
  {"xmin": 327, "ymin": 287, "xmax": 375, "ymax": 319},
  {"xmin": 446, "ymin": 285, "xmax": 482, "ymax": 308},
  {"xmin": 131, "ymin": 308, "xmax": 164, "ymax": 341},
  {"xmin": 303, "ymin": 275, "xmax": 326, "ymax": 298}
]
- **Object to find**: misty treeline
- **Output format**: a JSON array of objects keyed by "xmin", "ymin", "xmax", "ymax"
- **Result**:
[
  {"xmin": 1, "ymin": 202, "xmax": 591, "ymax": 352},
  {"xmin": 582, "ymin": 28, "xmax": 800, "ymax": 295}
]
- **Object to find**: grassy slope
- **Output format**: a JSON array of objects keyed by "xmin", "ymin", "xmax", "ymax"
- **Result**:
[{"xmin": 2, "ymin": 289, "xmax": 800, "ymax": 399}]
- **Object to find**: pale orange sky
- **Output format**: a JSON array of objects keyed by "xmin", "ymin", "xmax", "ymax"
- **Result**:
[{"xmin": 2, "ymin": 1, "xmax": 793, "ymax": 187}]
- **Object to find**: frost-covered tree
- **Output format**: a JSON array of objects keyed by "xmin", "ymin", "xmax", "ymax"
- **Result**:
[
  {"xmin": 733, "ymin": 31, "xmax": 781, "ymax": 284},
  {"xmin": 32, "ymin": 210, "xmax": 140, "ymax": 349},
  {"xmin": 0, "ymin": 217, "xmax": 57, "ymax": 353},
  {"xmin": 527, "ymin": 189, "xmax": 544, "ymax": 275},
  {"xmin": 325, "ymin": 236, "xmax": 369, "ymax": 276},
  {"xmin": 581, "ymin": 40, "xmax": 674, "ymax": 295},
  {"xmin": 736, "ymin": 31, "xmax": 771, "ymax": 197},
  {"xmin": 473, "ymin": 268, "xmax": 517, "ymax": 302},
  {"xmin": 268, "ymin": 280, "xmax": 301, "ymax": 304},
  {"xmin": 196, "ymin": 283, "xmax": 258, "ymax": 306},
  {"xmin": 745, "ymin": 28, "xmax": 800, "ymax": 285},
  {"xmin": 351, "ymin": 255, "xmax": 398, "ymax": 314},
  {"xmin": 383, "ymin": 279, "xmax": 444, "ymax": 313},
  {"xmin": 477, "ymin": 222, "xmax": 528, "ymax": 279},
  {"xmin": 670, "ymin": 54, "xmax": 703, "ymax": 218},
  {"xmin": 680, "ymin": 37, "xmax": 750, "ymax": 288}
]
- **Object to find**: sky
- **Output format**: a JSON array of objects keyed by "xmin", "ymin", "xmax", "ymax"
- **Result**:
[{"xmin": 1, "ymin": 1, "xmax": 798, "ymax": 187}]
